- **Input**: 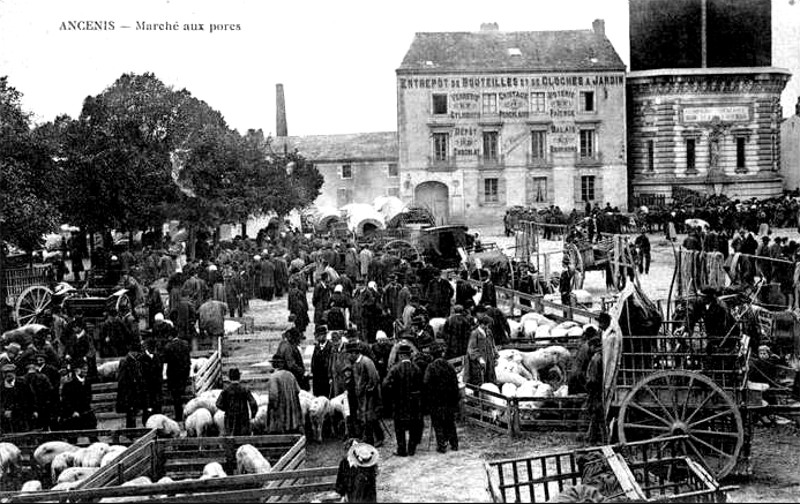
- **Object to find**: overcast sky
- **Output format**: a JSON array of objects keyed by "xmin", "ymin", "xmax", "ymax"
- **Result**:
[{"xmin": 0, "ymin": 0, "xmax": 798, "ymax": 136}]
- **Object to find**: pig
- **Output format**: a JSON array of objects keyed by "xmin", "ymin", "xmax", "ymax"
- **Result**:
[
  {"xmin": 81, "ymin": 442, "xmax": 110, "ymax": 467},
  {"xmin": 20, "ymin": 480, "xmax": 42, "ymax": 492},
  {"xmin": 57, "ymin": 466, "xmax": 97, "ymax": 484},
  {"xmin": 100, "ymin": 446, "xmax": 128, "ymax": 468},
  {"xmin": 145, "ymin": 414, "xmax": 181, "ymax": 438},
  {"xmin": 185, "ymin": 407, "xmax": 214, "ymax": 437},
  {"xmin": 308, "ymin": 395, "xmax": 331, "ymax": 443},
  {"xmin": 33, "ymin": 441, "xmax": 78, "ymax": 467},
  {"xmin": 236, "ymin": 444, "xmax": 271, "ymax": 475},
  {"xmin": 200, "ymin": 461, "xmax": 226, "ymax": 479},
  {"xmin": 214, "ymin": 410, "xmax": 226, "ymax": 436},
  {"xmin": 0, "ymin": 442, "xmax": 21, "ymax": 479}
]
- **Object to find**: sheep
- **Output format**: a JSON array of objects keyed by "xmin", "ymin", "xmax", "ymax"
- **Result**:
[
  {"xmin": 507, "ymin": 319, "xmax": 522, "ymax": 339},
  {"xmin": 81, "ymin": 442, "xmax": 110, "ymax": 468},
  {"xmin": 145, "ymin": 414, "xmax": 181, "ymax": 438},
  {"xmin": 122, "ymin": 476, "xmax": 152, "ymax": 486},
  {"xmin": 156, "ymin": 476, "xmax": 174, "ymax": 484},
  {"xmin": 33, "ymin": 441, "xmax": 78, "ymax": 467},
  {"xmin": 214, "ymin": 410, "xmax": 226, "ymax": 436},
  {"xmin": 236, "ymin": 444, "xmax": 271, "ymax": 474},
  {"xmin": 100, "ymin": 446, "xmax": 128, "ymax": 468},
  {"xmin": 329, "ymin": 393, "xmax": 350, "ymax": 437},
  {"xmin": 51, "ymin": 481, "xmax": 81, "ymax": 491},
  {"xmin": 522, "ymin": 319, "xmax": 538, "ymax": 338},
  {"xmin": 97, "ymin": 477, "xmax": 154, "ymax": 503},
  {"xmin": 96, "ymin": 360, "xmax": 120, "ymax": 382},
  {"xmin": 255, "ymin": 393, "xmax": 269, "ymax": 407},
  {"xmin": 190, "ymin": 358, "xmax": 208, "ymax": 377},
  {"xmin": 200, "ymin": 461, "xmax": 226, "ymax": 479},
  {"xmin": 198, "ymin": 388, "xmax": 222, "ymax": 403},
  {"xmin": 520, "ymin": 346, "xmax": 572, "ymax": 382},
  {"xmin": 20, "ymin": 480, "xmax": 42, "ymax": 492},
  {"xmin": 185, "ymin": 407, "xmax": 214, "ymax": 437},
  {"xmin": 308, "ymin": 395, "xmax": 331, "ymax": 443},
  {"xmin": 0, "ymin": 442, "xmax": 21, "ymax": 479},
  {"xmin": 534, "ymin": 325, "xmax": 552, "ymax": 338},
  {"xmin": 298, "ymin": 389, "xmax": 314, "ymax": 424},
  {"xmin": 57, "ymin": 466, "xmax": 97, "ymax": 484},
  {"xmin": 183, "ymin": 396, "xmax": 217, "ymax": 418},
  {"xmin": 501, "ymin": 383, "xmax": 518, "ymax": 398}
]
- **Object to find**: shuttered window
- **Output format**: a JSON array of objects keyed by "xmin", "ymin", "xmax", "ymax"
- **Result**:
[
  {"xmin": 480, "ymin": 176, "xmax": 506, "ymax": 205},
  {"xmin": 526, "ymin": 176, "xmax": 547, "ymax": 205}
]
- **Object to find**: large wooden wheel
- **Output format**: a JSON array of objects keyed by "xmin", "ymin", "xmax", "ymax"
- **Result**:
[
  {"xmin": 114, "ymin": 291, "xmax": 132, "ymax": 315},
  {"xmin": 617, "ymin": 370, "xmax": 743, "ymax": 480},
  {"xmin": 384, "ymin": 239, "xmax": 421, "ymax": 264},
  {"xmin": 15, "ymin": 285, "xmax": 54, "ymax": 327}
]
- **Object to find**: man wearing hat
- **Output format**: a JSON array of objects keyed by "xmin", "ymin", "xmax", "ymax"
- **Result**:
[
  {"xmin": 335, "ymin": 439, "xmax": 379, "ymax": 503},
  {"xmin": 288, "ymin": 278, "xmax": 310, "ymax": 334},
  {"xmin": 163, "ymin": 328, "xmax": 191, "ymax": 422},
  {"xmin": 22, "ymin": 355, "xmax": 54, "ymax": 430},
  {"xmin": 382, "ymin": 343, "xmax": 423, "ymax": 456},
  {"xmin": 464, "ymin": 314, "xmax": 498, "ymax": 386},
  {"xmin": 382, "ymin": 274, "xmax": 403, "ymax": 321},
  {"xmin": 59, "ymin": 358, "xmax": 96, "ymax": 432},
  {"xmin": 116, "ymin": 342, "xmax": 145, "ymax": 428},
  {"xmin": 327, "ymin": 284, "xmax": 351, "ymax": 332},
  {"xmin": 424, "ymin": 268, "xmax": 454, "ymax": 319},
  {"xmin": 347, "ymin": 341, "xmax": 384, "ymax": 447},
  {"xmin": 361, "ymin": 282, "xmax": 382, "ymax": 344},
  {"xmin": 311, "ymin": 325, "xmax": 332, "ymax": 398},
  {"xmin": 442, "ymin": 304, "xmax": 472, "ymax": 360},
  {"xmin": 216, "ymin": 368, "xmax": 258, "ymax": 436},
  {"xmin": 423, "ymin": 342, "xmax": 460, "ymax": 453},
  {"xmin": 275, "ymin": 316, "xmax": 308, "ymax": 390},
  {"xmin": 0, "ymin": 363, "xmax": 32, "ymax": 433},
  {"xmin": 265, "ymin": 355, "xmax": 304, "ymax": 434}
]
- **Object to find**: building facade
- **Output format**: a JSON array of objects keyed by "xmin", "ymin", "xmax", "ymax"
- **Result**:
[
  {"xmin": 396, "ymin": 21, "xmax": 628, "ymax": 226},
  {"xmin": 628, "ymin": 0, "xmax": 791, "ymax": 202},
  {"xmin": 273, "ymin": 132, "xmax": 399, "ymax": 211}
]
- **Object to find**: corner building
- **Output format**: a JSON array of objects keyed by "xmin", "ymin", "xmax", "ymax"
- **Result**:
[{"xmin": 396, "ymin": 21, "xmax": 628, "ymax": 226}]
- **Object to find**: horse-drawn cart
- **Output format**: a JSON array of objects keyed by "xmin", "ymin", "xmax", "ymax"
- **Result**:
[{"xmin": 14, "ymin": 282, "xmax": 131, "ymax": 328}]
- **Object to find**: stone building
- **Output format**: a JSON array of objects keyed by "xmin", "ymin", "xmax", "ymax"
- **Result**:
[
  {"xmin": 628, "ymin": 0, "xmax": 791, "ymax": 202},
  {"xmin": 396, "ymin": 21, "xmax": 628, "ymax": 226},
  {"xmin": 781, "ymin": 99, "xmax": 800, "ymax": 193}
]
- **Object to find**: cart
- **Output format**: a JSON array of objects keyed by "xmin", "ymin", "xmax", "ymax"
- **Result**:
[
  {"xmin": 485, "ymin": 436, "xmax": 734, "ymax": 503},
  {"xmin": 14, "ymin": 281, "xmax": 131, "ymax": 327}
]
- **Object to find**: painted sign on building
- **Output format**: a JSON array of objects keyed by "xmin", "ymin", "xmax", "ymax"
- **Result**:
[
  {"xmin": 449, "ymin": 92, "xmax": 480, "ymax": 119},
  {"xmin": 453, "ymin": 126, "xmax": 480, "ymax": 157},
  {"xmin": 682, "ymin": 106, "xmax": 749, "ymax": 123},
  {"xmin": 499, "ymin": 91, "xmax": 529, "ymax": 118}
]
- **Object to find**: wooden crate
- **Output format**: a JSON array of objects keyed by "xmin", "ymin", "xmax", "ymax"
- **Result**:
[{"xmin": 485, "ymin": 436, "xmax": 733, "ymax": 503}]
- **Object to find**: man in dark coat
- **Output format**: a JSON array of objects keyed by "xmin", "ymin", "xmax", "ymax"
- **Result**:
[
  {"xmin": 116, "ymin": 344, "xmax": 144, "ymax": 428},
  {"xmin": 311, "ymin": 325, "xmax": 332, "ymax": 398},
  {"xmin": 265, "ymin": 356, "xmax": 304, "ymax": 434},
  {"xmin": 382, "ymin": 343, "xmax": 423, "ymax": 456},
  {"xmin": 22, "ymin": 359, "xmax": 54, "ymax": 430},
  {"xmin": 274, "ymin": 255, "xmax": 289, "ymax": 298},
  {"xmin": 163, "ymin": 331, "xmax": 191, "ymax": 421},
  {"xmin": 348, "ymin": 341, "xmax": 384, "ymax": 447},
  {"xmin": 424, "ymin": 342, "xmax": 460, "ymax": 453},
  {"xmin": 99, "ymin": 308, "xmax": 130, "ymax": 358},
  {"xmin": 464, "ymin": 314, "xmax": 498, "ymax": 386},
  {"xmin": 170, "ymin": 296, "xmax": 198, "ymax": 351},
  {"xmin": 382, "ymin": 275, "xmax": 403, "ymax": 321},
  {"xmin": 442, "ymin": 305, "xmax": 473, "ymax": 359},
  {"xmin": 259, "ymin": 256, "xmax": 276, "ymax": 301},
  {"xmin": 288, "ymin": 279, "xmax": 310, "ymax": 334},
  {"xmin": 0, "ymin": 364, "xmax": 32, "ymax": 433},
  {"xmin": 275, "ymin": 317, "xmax": 308, "ymax": 390},
  {"xmin": 216, "ymin": 367, "xmax": 258, "ymax": 436},
  {"xmin": 425, "ymin": 269, "xmax": 454, "ymax": 318},
  {"xmin": 59, "ymin": 359, "xmax": 96, "ymax": 433},
  {"xmin": 139, "ymin": 338, "xmax": 163, "ymax": 424},
  {"xmin": 455, "ymin": 271, "xmax": 477, "ymax": 312},
  {"xmin": 312, "ymin": 273, "xmax": 332, "ymax": 326},
  {"xmin": 361, "ymin": 282, "xmax": 383, "ymax": 344}
]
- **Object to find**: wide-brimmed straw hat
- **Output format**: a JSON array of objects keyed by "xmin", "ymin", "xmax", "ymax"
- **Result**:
[{"xmin": 347, "ymin": 442, "xmax": 379, "ymax": 468}]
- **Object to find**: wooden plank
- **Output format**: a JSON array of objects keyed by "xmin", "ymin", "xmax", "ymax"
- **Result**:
[
  {"xmin": 159, "ymin": 435, "xmax": 301, "ymax": 448},
  {"xmin": 153, "ymin": 482, "xmax": 335, "ymax": 503}
]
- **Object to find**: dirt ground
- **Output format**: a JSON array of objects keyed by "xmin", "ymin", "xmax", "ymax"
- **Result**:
[{"xmin": 105, "ymin": 226, "xmax": 800, "ymax": 502}]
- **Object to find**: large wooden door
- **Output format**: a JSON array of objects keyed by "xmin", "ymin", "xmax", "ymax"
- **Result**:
[{"xmin": 415, "ymin": 181, "xmax": 449, "ymax": 225}]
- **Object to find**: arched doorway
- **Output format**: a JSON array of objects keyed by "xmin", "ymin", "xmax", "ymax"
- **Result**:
[{"xmin": 415, "ymin": 181, "xmax": 450, "ymax": 225}]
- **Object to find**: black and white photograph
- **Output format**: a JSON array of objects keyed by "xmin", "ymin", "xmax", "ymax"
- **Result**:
[{"xmin": 1, "ymin": 0, "xmax": 800, "ymax": 501}]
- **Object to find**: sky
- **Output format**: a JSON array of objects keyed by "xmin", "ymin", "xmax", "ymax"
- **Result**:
[{"xmin": 0, "ymin": 0, "xmax": 798, "ymax": 137}]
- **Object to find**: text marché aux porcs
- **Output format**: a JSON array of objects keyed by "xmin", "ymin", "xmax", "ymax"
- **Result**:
[{"xmin": 59, "ymin": 21, "xmax": 242, "ymax": 33}]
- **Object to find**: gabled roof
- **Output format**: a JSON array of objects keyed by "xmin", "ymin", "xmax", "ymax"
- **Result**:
[
  {"xmin": 398, "ymin": 29, "xmax": 625, "ymax": 73},
  {"xmin": 271, "ymin": 132, "xmax": 398, "ymax": 163}
]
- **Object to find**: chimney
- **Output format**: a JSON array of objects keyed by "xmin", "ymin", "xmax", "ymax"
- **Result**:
[
  {"xmin": 276, "ymin": 83, "xmax": 288, "ymax": 137},
  {"xmin": 480, "ymin": 22, "xmax": 499, "ymax": 32},
  {"xmin": 592, "ymin": 19, "xmax": 605, "ymax": 37}
]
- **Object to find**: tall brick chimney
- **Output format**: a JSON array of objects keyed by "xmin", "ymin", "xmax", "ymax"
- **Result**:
[
  {"xmin": 592, "ymin": 19, "xmax": 605, "ymax": 36},
  {"xmin": 276, "ymin": 83, "xmax": 288, "ymax": 137}
]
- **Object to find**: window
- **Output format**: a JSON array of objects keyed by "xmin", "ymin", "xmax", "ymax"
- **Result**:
[
  {"xmin": 387, "ymin": 163, "xmax": 398, "ymax": 177},
  {"xmin": 432, "ymin": 94, "xmax": 448, "ymax": 115},
  {"xmin": 579, "ymin": 129, "xmax": 595, "ymax": 158},
  {"xmin": 337, "ymin": 188, "xmax": 353, "ymax": 206},
  {"xmin": 531, "ymin": 92, "xmax": 546, "ymax": 114},
  {"xmin": 484, "ymin": 178, "xmax": 499, "ymax": 202},
  {"xmin": 527, "ymin": 176, "xmax": 547, "ymax": 204},
  {"xmin": 483, "ymin": 131, "xmax": 499, "ymax": 161},
  {"xmin": 482, "ymin": 93, "xmax": 498, "ymax": 114},
  {"xmin": 736, "ymin": 137, "xmax": 746, "ymax": 171},
  {"xmin": 341, "ymin": 164, "xmax": 352, "ymax": 179},
  {"xmin": 686, "ymin": 138, "xmax": 696, "ymax": 171},
  {"xmin": 433, "ymin": 132, "xmax": 449, "ymax": 161},
  {"xmin": 386, "ymin": 187, "xmax": 400, "ymax": 197},
  {"xmin": 581, "ymin": 176, "xmax": 596, "ymax": 202},
  {"xmin": 531, "ymin": 130, "xmax": 546, "ymax": 160},
  {"xmin": 647, "ymin": 140, "xmax": 654, "ymax": 171},
  {"xmin": 580, "ymin": 91, "xmax": 595, "ymax": 112}
]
